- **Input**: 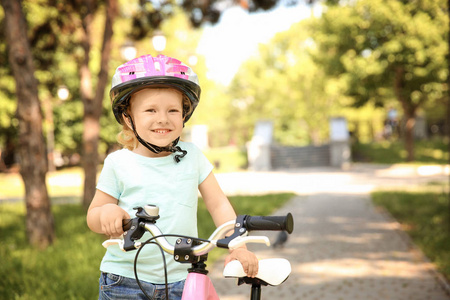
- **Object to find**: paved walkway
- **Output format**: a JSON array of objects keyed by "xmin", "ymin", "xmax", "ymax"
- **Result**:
[{"xmin": 209, "ymin": 163, "xmax": 450, "ymax": 300}]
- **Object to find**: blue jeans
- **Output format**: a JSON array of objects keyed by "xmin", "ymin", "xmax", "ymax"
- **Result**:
[{"xmin": 99, "ymin": 272, "xmax": 185, "ymax": 300}]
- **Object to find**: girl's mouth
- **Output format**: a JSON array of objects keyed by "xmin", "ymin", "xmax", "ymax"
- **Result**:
[{"xmin": 153, "ymin": 129, "xmax": 171, "ymax": 134}]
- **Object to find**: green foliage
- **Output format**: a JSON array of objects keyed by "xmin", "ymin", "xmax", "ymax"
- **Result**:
[
  {"xmin": 0, "ymin": 0, "xmax": 87, "ymax": 156},
  {"xmin": 0, "ymin": 193, "xmax": 294, "ymax": 299},
  {"xmin": 53, "ymin": 100, "xmax": 84, "ymax": 153},
  {"xmin": 352, "ymin": 137, "xmax": 449, "ymax": 164},
  {"xmin": 0, "ymin": 7, "xmax": 17, "ymax": 147},
  {"xmin": 308, "ymin": 0, "xmax": 447, "ymax": 111},
  {"xmin": 372, "ymin": 188, "xmax": 450, "ymax": 279},
  {"xmin": 306, "ymin": 0, "xmax": 448, "ymax": 160},
  {"xmin": 0, "ymin": 85, "xmax": 17, "ymax": 145}
]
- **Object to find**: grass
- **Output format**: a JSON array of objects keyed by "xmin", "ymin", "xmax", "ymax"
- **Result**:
[
  {"xmin": 0, "ymin": 167, "xmax": 84, "ymax": 200},
  {"xmin": 0, "ymin": 193, "xmax": 294, "ymax": 300},
  {"xmin": 352, "ymin": 138, "xmax": 449, "ymax": 164},
  {"xmin": 371, "ymin": 183, "xmax": 450, "ymax": 280},
  {"xmin": 0, "ymin": 204, "xmax": 105, "ymax": 300},
  {"xmin": 203, "ymin": 146, "xmax": 248, "ymax": 173}
]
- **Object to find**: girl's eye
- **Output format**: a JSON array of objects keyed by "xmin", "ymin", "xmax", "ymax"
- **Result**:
[
  {"xmin": 169, "ymin": 109, "xmax": 180, "ymax": 113},
  {"xmin": 146, "ymin": 109, "xmax": 156, "ymax": 113}
]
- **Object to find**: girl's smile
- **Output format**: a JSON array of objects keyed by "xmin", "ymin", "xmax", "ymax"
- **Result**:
[{"xmin": 153, "ymin": 129, "xmax": 171, "ymax": 134}]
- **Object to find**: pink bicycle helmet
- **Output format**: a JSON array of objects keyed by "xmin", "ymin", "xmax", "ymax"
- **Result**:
[
  {"xmin": 109, "ymin": 54, "xmax": 201, "ymax": 162},
  {"xmin": 110, "ymin": 54, "xmax": 201, "ymax": 124}
]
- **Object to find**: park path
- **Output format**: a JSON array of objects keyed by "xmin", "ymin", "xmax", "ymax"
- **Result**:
[{"xmin": 209, "ymin": 163, "xmax": 450, "ymax": 300}]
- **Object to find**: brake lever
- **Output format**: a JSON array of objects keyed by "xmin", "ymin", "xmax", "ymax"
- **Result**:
[
  {"xmin": 102, "ymin": 238, "xmax": 142, "ymax": 251},
  {"xmin": 228, "ymin": 236, "xmax": 271, "ymax": 250},
  {"xmin": 102, "ymin": 239, "xmax": 125, "ymax": 249}
]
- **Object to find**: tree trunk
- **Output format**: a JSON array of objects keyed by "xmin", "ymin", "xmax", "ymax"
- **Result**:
[
  {"xmin": 394, "ymin": 66, "xmax": 416, "ymax": 162},
  {"xmin": 402, "ymin": 112, "xmax": 415, "ymax": 162},
  {"xmin": 1, "ymin": 0, "xmax": 54, "ymax": 248},
  {"xmin": 447, "ymin": 0, "xmax": 450, "ymax": 233},
  {"xmin": 81, "ymin": 0, "xmax": 117, "ymax": 209}
]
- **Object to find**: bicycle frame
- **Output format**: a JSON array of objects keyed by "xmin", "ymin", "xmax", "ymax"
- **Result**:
[{"xmin": 182, "ymin": 272, "xmax": 219, "ymax": 300}]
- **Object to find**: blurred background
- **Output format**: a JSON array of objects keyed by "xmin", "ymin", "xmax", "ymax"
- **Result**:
[
  {"xmin": 0, "ymin": 0, "xmax": 448, "ymax": 298},
  {"xmin": 1, "ymin": 0, "xmax": 448, "ymax": 171}
]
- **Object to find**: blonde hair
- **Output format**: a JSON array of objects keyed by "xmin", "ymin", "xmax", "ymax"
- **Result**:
[
  {"xmin": 116, "ymin": 88, "xmax": 193, "ymax": 150},
  {"xmin": 117, "ymin": 125, "xmax": 139, "ymax": 151}
]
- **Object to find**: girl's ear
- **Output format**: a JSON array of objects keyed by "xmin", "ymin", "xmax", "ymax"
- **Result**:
[{"xmin": 122, "ymin": 112, "xmax": 132, "ymax": 129}]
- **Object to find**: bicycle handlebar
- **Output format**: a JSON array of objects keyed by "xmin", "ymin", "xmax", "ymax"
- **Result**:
[{"xmin": 103, "ymin": 205, "xmax": 294, "ymax": 258}]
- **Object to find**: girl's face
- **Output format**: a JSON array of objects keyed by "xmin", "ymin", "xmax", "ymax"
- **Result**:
[{"xmin": 126, "ymin": 88, "xmax": 184, "ymax": 157}]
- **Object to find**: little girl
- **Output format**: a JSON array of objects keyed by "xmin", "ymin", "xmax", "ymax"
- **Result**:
[{"xmin": 86, "ymin": 54, "xmax": 258, "ymax": 299}]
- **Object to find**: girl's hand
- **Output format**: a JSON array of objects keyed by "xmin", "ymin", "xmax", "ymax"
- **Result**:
[
  {"xmin": 224, "ymin": 248, "xmax": 259, "ymax": 278},
  {"xmin": 99, "ymin": 203, "xmax": 130, "ymax": 237}
]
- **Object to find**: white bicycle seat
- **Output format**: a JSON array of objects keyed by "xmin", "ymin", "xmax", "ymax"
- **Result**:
[{"xmin": 223, "ymin": 258, "xmax": 291, "ymax": 286}]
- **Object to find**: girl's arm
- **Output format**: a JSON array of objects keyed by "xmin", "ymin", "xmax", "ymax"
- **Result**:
[
  {"xmin": 86, "ymin": 189, "xmax": 130, "ymax": 237},
  {"xmin": 199, "ymin": 172, "xmax": 259, "ymax": 277},
  {"xmin": 198, "ymin": 172, "xmax": 236, "ymax": 226}
]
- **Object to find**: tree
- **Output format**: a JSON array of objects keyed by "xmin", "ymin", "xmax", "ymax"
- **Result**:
[
  {"xmin": 1, "ymin": 0, "xmax": 54, "ymax": 248},
  {"xmin": 0, "ymin": 1, "xmax": 88, "ymax": 171},
  {"xmin": 78, "ymin": 0, "xmax": 117, "ymax": 209},
  {"xmin": 309, "ymin": 0, "xmax": 447, "ymax": 160}
]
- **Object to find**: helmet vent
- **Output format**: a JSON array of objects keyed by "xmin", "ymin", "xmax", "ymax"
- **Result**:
[{"xmin": 154, "ymin": 61, "xmax": 161, "ymax": 72}]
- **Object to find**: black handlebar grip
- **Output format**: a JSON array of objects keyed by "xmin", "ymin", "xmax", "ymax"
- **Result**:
[{"xmin": 244, "ymin": 213, "xmax": 294, "ymax": 234}]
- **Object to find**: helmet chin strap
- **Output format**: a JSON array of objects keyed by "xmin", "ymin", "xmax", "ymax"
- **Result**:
[{"xmin": 124, "ymin": 113, "xmax": 187, "ymax": 163}]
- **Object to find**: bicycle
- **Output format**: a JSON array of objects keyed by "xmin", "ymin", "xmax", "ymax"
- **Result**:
[{"xmin": 103, "ymin": 204, "xmax": 294, "ymax": 300}]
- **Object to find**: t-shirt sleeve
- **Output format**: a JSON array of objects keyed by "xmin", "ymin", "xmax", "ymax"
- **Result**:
[
  {"xmin": 196, "ymin": 147, "xmax": 214, "ymax": 185},
  {"xmin": 96, "ymin": 155, "xmax": 121, "ymax": 199}
]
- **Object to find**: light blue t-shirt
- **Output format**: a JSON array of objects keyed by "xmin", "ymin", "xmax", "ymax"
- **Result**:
[{"xmin": 96, "ymin": 141, "xmax": 213, "ymax": 284}]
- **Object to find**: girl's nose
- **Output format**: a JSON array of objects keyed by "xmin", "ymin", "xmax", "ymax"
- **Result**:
[{"xmin": 157, "ymin": 112, "xmax": 169, "ymax": 124}]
